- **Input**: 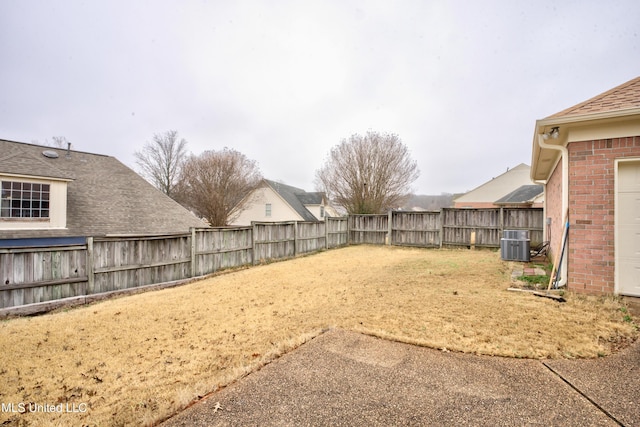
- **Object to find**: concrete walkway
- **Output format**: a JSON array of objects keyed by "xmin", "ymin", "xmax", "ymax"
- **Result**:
[{"xmin": 161, "ymin": 329, "xmax": 639, "ymax": 426}]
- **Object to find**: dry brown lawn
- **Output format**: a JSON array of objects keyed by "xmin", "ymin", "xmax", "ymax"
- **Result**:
[{"xmin": 0, "ymin": 246, "xmax": 636, "ymax": 426}]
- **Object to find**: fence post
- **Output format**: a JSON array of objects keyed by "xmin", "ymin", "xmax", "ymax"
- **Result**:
[
  {"xmin": 325, "ymin": 218, "xmax": 330, "ymax": 249},
  {"xmin": 86, "ymin": 236, "xmax": 94, "ymax": 295},
  {"xmin": 439, "ymin": 209, "xmax": 444, "ymax": 249},
  {"xmin": 499, "ymin": 207, "xmax": 504, "ymax": 238},
  {"xmin": 251, "ymin": 222, "xmax": 258, "ymax": 265},
  {"xmin": 387, "ymin": 210, "xmax": 393, "ymax": 245},
  {"xmin": 293, "ymin": 221, "xmax": 298, "ymax": 256},
  {"xmin": 190, "ymin": 227, "xmax": 197, "ymax": 278},
  {"xmin": 347, "ymin": 215, "xmax": 352, "ymax": 245}
]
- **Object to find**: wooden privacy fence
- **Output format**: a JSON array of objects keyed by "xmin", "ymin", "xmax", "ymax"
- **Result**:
[
  {"xmin": 350, "ymin": 208, "xmax": 543, "ymax": 248},
  {"xmin": 441, "ymin": 208, "xmax": 543, "ymax": 247},
  {"xmin": 0, "ymin": 219, "xmax": 347, "ymax": 310},
  {"xmin": 0, "ymin": 208, "xmax": 542, "ymax": 310},
  {"xmin": 0, "ymin": 243, "xmax": 88, "ymax": 309},
  {"xmin": 192, "ymin": 226, "xmax": 253, "ymax": 277}
]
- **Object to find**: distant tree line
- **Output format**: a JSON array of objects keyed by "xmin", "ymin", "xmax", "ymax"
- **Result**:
[{"xmin": 135, "ymin": 129, "xmax": 421, "ymax": 225}]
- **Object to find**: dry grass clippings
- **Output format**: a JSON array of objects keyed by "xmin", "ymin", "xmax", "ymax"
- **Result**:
[{"xmin": 0, "ymin": 245, "xmax": 636, "ymax": 426}]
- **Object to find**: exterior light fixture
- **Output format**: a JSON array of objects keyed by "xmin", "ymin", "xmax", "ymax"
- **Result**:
[{"xmin": 542, "ymin": 127, "xmax": 560, "ymax": 140}]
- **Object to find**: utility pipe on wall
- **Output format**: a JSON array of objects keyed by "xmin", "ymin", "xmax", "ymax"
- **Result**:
[{"xmin": 536, "ymin": 134, "xmax": 569, "ymax": 288}]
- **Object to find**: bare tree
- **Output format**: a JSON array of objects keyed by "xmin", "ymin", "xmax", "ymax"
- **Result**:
[
  {"xmin": 134, "ymin": 130, "xmax": 188, "ymax": 198},
  {"xmin": 33, "ymin": 136, "xmax": 70, "ymax": 148},
  {"xmin": 315, "ymin": 131, "xmax": 420, "ymax": 214},
  {"xmin": 50, "ymin": 136, "xmax": 69, "ymax": 148},
  {"xmin": 175, "ymin": 148, "xmax": 262, "ymax": 226}
]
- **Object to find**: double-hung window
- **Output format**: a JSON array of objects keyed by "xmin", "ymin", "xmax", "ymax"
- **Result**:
[
  {"xmin": 0, "ymin": 181, "xmax": 50, "ymax": 218},
  {"xmin": 265, "ymin": 203, "xmax": 272, "ymax": 217}
]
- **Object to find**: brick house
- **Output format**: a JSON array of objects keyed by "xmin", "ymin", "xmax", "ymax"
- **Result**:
[{"xmin": 530, "ymin": 76, "xmax": 640, "ymax": 296}]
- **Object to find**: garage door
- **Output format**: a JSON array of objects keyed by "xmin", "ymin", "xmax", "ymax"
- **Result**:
[{"xmin": 617, "ymin": 161, "xmax": 640, "ymax": 296}]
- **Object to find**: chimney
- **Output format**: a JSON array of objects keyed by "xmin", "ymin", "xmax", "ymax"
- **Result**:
[{"xmin": 66, "ymin": 142, "xmax": 71, "ymax": 158}]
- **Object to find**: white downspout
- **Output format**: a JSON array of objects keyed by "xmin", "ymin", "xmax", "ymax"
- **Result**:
[
  {"xmin": 536, "ymin": 134, "xmax": 568, "ymax": 288},
  {"xmin": 532, "ymin": 179, "xmax": 548, "ymax": 240}
]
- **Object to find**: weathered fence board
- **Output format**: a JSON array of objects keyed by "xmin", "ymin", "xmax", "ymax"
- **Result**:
[
  {"xmin": 441, "ymin": 208, "xmax": 543, "ymax": 247},
  {"xmin": 441, "ymin": 208, "xmax": 499, "ymax": 247},
  {"xmin": 502, "ymin": 208, "xmax": 544, "ymax": 245},
  {"xmin": 349, "ymin": 214, "xmax": 388, "ymax": 244},
  {"xmin": 0, "ymin": 245, "xmax": 87, "ymax": 308},
  {"xmin": 91, "ymin": 235, "xmax": 191, "ymax": 295},
  {"xmin": 296, "ymin": 222, "xmax": 326, "ymax": 254},
  {"xmin": 253, "ymin": 222, "xmax": 296, "ymax": 263},
  {"xmin": 391, "ymin": 211, "xmax": 440, "ymax": 247},
  {"xmin": 349, "ymin": 209, "xmax": 543, "ymax": 248},
  {"xmin": 194, "ymin": 227, "xmax": 253, "ymax": 276},
  {"xmin": 326, "ymin": 217, "xmax": 348, "ymax": 248}
]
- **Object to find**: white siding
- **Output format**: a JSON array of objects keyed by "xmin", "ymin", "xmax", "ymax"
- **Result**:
[
  {"xmin": 230, "ymin": 187, "xmax": 304, "ymax": 226},
  {"xmin": 454, "ymin": 164, "xmax": 535, "ymax": 206},
  {"xmin": 305, "ymin": 204, "xmax": 324, "ymax": 221},
  {"xmin": 0, "ymin": 175, "xmax": 68, "ymax": 230}
]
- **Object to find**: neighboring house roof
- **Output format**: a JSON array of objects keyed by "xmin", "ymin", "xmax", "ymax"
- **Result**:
[
  {"xmin": 0, "ymin": 139, "xmax": 208, "ymax": 238},
  {"xmin": 264, "ymin": 179, "xmax": 320, "ymax": 222},
  {"xmin": 494, "ymin": 185, "xmax": 544, "ymax": 205},
  {"xmin": 295, "ymin": 192, "xmax": 324, "ymax": 205},
  {"xmin": 531, "ymin": 76, "xmax": 640, "ymax": 181},
  {"xmin": 0, "ymin": 141, "xmax": 74, "ymax": 181},
  {"xmin": 454, "ymin": 164, "xmax": 535, "ymax": 206}
]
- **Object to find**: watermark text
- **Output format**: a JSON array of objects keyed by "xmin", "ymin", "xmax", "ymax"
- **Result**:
[{"xmin": 1, "ymin": 402, "xmax": 88, "ymax": 414}]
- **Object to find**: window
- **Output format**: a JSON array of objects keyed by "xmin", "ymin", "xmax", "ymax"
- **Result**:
[
  {"xmin": 1, "ymin": 181, "xmax": 50, "ymax": 218},
  {"xmin": 265, "ymin": 203, "xmax": 272, "ymax": 217},
  {"xmin": 320, "ymin": 205, "xmax": 325, "ymax": 218}
]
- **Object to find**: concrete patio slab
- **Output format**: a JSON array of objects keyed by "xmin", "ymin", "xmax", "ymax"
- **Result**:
[{"xmin": 161, "ymin": 329, "xmax": 634, "ymax": 426}]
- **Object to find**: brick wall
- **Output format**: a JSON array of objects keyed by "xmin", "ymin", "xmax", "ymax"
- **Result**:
[
  {"xmin": 545, "ymin": 159, "xmax": 564, "ymax": 263},
  {"xmin": 568, "ymin": 136, "xmax": 640, "ymax": 294}
]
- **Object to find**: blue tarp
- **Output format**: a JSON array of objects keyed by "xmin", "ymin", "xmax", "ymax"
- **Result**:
[{"xmin": 0, "ymin": 236, "xmax": 86, "ymax": 248}]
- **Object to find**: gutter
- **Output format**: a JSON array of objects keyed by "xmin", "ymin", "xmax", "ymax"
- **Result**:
[
  {"xmin": 536, "ymin": 134, "xmax": 568, "ymax": 288},
  {"xmin": 538, "ymin": 106, "xmax": 640, "ymax": 126}
]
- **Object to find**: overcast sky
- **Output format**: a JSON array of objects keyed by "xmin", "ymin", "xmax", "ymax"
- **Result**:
[{"xmin": 1, "ymin": 1, "xmax": 638, "ymax": 195}]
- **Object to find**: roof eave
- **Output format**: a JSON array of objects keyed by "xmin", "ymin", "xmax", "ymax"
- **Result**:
[
  {"xmin": 531, "ymin": 107, "xmax": 640, "ymax": 181},
  {"xmin": 494, "ymin": 201, "xmax": 532, "ymax": 207},
  {"xmin": 0, "ymin": 171, "xmax": 74, "ymax": 182}
]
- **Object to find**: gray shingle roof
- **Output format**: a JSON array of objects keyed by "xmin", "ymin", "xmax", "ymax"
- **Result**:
[
  {"xmin": 264, "ymin": 179, "xmax": 322, "ymax": 222},
  {"xmin": 495, "ymin": 185, "xmax": 543, "ymax": 205},
  {"xmin": 0, "ymin": 139, "xmax": 208, "ymax": 238},
  {"xmin": 295, "ymin": 192, "xmax": 324, "ymax": 205},
  {"xmin": 0, "ymin": 141, "xmax": 74, "ymax": 181}
]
